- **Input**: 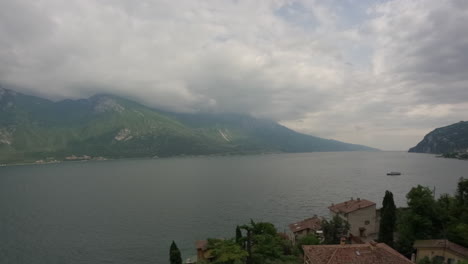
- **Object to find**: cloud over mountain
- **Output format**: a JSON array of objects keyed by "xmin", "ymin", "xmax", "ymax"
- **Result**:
[{"xmin": 1, "ymin": 0, "xmax": 467, "ymax": 150}]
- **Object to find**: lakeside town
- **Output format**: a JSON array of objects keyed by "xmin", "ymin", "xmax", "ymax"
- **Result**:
[{"xmin": 169, "ymin": 178, "xmax": 468, "ymax": 264}]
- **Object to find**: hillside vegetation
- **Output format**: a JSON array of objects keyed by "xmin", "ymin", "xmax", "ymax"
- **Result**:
[
  {"xmin": 409, "ymin": 121, "xmax": 468, "ymax": 155},
  {"xmin": 0, "ymin": 88, "xmax": 376, "ymax": 164}
]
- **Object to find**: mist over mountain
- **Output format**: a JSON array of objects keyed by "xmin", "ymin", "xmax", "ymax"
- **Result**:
[
  {"xmin": 2, "ymin": 1, "xmax": 468, "ymax": 150},
  {"xmin": 0, "ymin": 87, "xmax": 376, "ymax": 164}
]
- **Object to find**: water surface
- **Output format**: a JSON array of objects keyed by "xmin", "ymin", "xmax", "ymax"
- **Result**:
[{"xmin": 0, "ymin": 151, "xmax": 466, "ymax": 263}]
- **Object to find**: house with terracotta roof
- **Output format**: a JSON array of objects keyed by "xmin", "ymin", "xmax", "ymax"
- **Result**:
[
  {"xmin": 302, "ymin": 242, "xmax": 413, "ymax": 264},
  {"xmin": 196, "ymin": 240, "xmax": 214, "ymax": 262},
  {"xmin": 289, "ymin": 216, "xmax": 323, "ymax": 243},
  {"xmin": 413, "ymin": 239, "xmax": 468, "ymax": 264},
  {"xmin": 328, "ymin": 198, "xmax": 378, "ymax": 241}
]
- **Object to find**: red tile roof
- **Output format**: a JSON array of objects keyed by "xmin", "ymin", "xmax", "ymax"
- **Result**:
[
  {"xmin": 414, "ymin": 239, "xmax": 468, "ymax": 258},
  {"xmin": 289, "ymin": 216, "xmax": 322, "ymax": 233},
  {"xmin": 328, "ymin": 198, "xmax": 375, "ymax": 214},
  {"xmin": 303, "ymin": 243, "xmax": 413, "ymax": 264},
  {"xmin": 196, "ymin": 240, "xmax": 208, "ymax": 250}
]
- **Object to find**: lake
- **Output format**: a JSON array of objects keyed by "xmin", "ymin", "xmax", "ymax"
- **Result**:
[{"xmin": 0, "ymin": 151, "xmax": 467, "ymax": 263}]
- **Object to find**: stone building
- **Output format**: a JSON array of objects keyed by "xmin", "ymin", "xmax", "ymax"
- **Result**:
[
  {"xmin": 413, "ymin": 239, "xmax": 468, "ymax": 264},
  {"xmin": 288, "ymin": 216, "xmax": 323, "ymax": 243},
  {"xmin": 328, "ymin": 198, "xmax": 378, "ymax": 241}
]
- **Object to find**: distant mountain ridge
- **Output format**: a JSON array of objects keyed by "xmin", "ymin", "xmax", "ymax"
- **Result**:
[
  {"xmin": 0, "ymin": 87, "xmax": 377, "ymax": 164},
  {"xmin": 409, "ymin": 121, "xmax": 468, "ymax": 154}
]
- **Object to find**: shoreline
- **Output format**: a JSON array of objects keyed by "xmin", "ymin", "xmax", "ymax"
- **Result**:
[
  {"xmin": 0, "ymin": 150, "xmax": 391, "ymax": 168},
  {"xmin": 0, "ymin": 151, "xmax": 283, "ymax": 167}
]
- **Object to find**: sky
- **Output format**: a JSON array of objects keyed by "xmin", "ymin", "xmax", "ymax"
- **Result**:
[{"xmin": 1, "ymin": 0, "xmax": 468, "ymax": 150}]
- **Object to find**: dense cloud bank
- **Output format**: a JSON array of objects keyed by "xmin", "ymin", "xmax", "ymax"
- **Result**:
[{"xmin": 1, "ymin": 0, "xmax": 467, "ymax": 150}]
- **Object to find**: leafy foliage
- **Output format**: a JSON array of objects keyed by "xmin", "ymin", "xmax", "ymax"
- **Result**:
[
  {"xmin": 322, "ymin": 215, "xmax": 350, "ymax": 244},
  {"xmin": 207, "ymin": 239, "xmax": 248, "ymax": 264},
  {"xmin": 396, "ymin": 178, "xmax": 468, "ymax": 256},
  {"xmin": 296, "ymin": 234, "xmax": 320, "ymax": 253},
  {"xmin": 204, "ymin": 220, "xmax": 299, "ymax": 264},
  {"xmin": 396, "ymin": 185, "xmax": 439, "ymax": 255}
]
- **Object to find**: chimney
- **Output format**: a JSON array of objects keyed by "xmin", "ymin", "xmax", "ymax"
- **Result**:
[
  {"xmin": 351, "ymin": 197, "xmax": 354, "ymax": 201},
  {"xmin": 357, "ymin": 197, "xmax": 361, "ymax": 201}
]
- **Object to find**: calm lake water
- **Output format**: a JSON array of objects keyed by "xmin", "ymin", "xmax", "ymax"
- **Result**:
[{"xmin": 0, "ymin": 151, "xmax": 467, "ymax": 264}]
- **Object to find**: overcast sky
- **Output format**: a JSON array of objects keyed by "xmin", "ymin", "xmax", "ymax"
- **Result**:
[{"xmin": 1, "ymin": 0, "xmax": 468, "ymax": 150}]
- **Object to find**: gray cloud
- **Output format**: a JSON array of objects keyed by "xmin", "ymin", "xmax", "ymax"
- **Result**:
[{"xmin": 0, "ymin": 0, "xmax": 468, "ymax": 150}]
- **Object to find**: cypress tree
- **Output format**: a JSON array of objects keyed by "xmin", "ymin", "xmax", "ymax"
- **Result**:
[
  {"xmin": 235, "ymin": 225, "xmax": 243, "ymax": 246},
  {"xmin": 379, "ymin": 190, "xmax": 397, "ymax": 246},
  {"xmin": 169, "ymin": 241, "xmax": 182, "ymax": 264}
]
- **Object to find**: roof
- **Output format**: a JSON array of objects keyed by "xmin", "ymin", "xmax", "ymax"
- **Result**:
[
  {"xmin": 328, "ymin": 198, "xmax": 375, "ymax": 214},
  {"xmin": 196, "ymin": 240, "xmax": 214, "ymax": 259},
  {"xmin": 303, "ymin": 243, "xmax": 413, "ymax": 264},
  {"xmin": 289, "ymin": 216, "xmax": 322, "ymax": 233},
  {"xmin": 196, "ymin": 240, "xmax": 208, "ymax": 250},
  {"xmin": 414, "ymin": 239, "xmax": 468, "ymax": 258}
]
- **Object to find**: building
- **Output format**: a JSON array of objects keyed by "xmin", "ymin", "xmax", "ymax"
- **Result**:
[
  {"xmin": 289, "ymin": 216, "xmax": 323, "ymax": 243},
  {"xmin": 303, "ymin": 242, "xmax": 413, "ymax": 264},
  {"xmin": 413, "ymin": 239, "xmax": 468, "ymax": 264},
  {"xmin": 328, "ymin": 198, "xmax": 378, "ymax": 241},
  {"xmin": 196, "ymin": 240, "xmax": 214, "ymax": 262}
]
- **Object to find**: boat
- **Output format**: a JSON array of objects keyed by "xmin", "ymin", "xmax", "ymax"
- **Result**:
[{"xmin": 387, "ymin": 171, "xmax": 401, "ymax": 176}]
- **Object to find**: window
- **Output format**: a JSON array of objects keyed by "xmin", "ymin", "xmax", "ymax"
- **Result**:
[{"xmin": 364, "ymin": 220, "xmax": 370, "ymax": 225}]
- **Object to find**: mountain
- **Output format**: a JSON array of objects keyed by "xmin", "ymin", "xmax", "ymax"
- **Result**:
[
  {"xmin": 0, "ymin": 87, "xmax": 377, "ymax": 164},
  {"xmin": 409, "ymin": 121, "xmax": 468, "ymax": 154}
]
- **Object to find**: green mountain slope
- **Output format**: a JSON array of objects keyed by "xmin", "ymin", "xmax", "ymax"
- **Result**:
[
  {"xmin": 0, "ymin": 87, "xmax": 377, "ymax": 164},
  {"xmin": 169, "ymin": 112, "xmax": 375, "ymax": 152},
  {"xmin": 409, "ymin": 121, "xmax": 468, "ymax": 154}
]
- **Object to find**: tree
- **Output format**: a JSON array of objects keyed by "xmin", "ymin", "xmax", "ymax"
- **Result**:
[
  {"xmin": 456, "ymin": 177, "xmax": 468, "ymax": 206},
  {"xmin": 169, "ymin": 241, "xmax": 182, "ymax": 264},
  {"xmin": 396, "ymin": 186, "xmax": 437, "ymax": 256},
  {"xmin": 322, "ymin": 215, "xmax": 350, "ymax": 244},
  {"xmin": 404, "ymin": 185, "xmax": 438, "ymax": 238},
  {"xmin": 236, "ymin": 225, "xmax": 243, "ymax": 246},
  {"xmin": 240, "ymin": 220, "xmax": 296, "ymax": 264},
  {"xmin": 207, "ymin": 239, "xmax": 248, "ymax": 264},
  {"xmin": 406, "ymin": 185, "xmax": 436, "ymax": 217},
  {"xmin": 249, "ymin": 221, "xmax": 283, "ymax": 263},
  {"xmin": 296, "ymin": 234, "xmax": 320, "ymax": 253},
  {"xmin": 240, "ymin": 222, "xmax": 253, "ymax": 264},
  {"xmin": 378, "ymin": 190, "xmax": 397, "ymax": 246},
  {"xmin": 445, "ymin": 178, "xmax": 468, "ymax": 247}
]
